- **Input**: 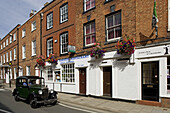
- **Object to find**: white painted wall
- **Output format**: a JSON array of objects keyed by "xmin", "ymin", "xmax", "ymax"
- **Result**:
[{"xmin": 113, "ymin": 60, "xmax": 138, "ymax": 100}]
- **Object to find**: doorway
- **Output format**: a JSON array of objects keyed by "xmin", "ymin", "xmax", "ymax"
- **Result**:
[
  {"xmin": 103, "ymin": 66, "xmax": 112, "ymax": 97},
  {"xmin": 79, "ymin": 68, "xmax": 86, "ymax": 95},
  {"xmin": 142, "ymin": 62, "xmax": 159, "ymax": 101}
]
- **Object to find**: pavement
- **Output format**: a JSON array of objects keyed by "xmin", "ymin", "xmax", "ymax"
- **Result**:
[{"xmin": 1, "ymin": 83, "xmax": 170, "ymax": 113}]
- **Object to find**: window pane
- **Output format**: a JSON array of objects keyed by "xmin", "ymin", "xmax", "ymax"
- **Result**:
[
  {"xmin": 115, "ymin": 26, "xmax": 121, "ymax": 38},
  {"xmin": 108, "ymin": 16, "xmax": 113, "ymax": 28},
  {"xmin": 86, "ymin": 25, "xmax": 90, "ymax": 34},
  {"xmin": 115, "ymin": 13, "xmax": 121, "ymax": 25},
  {"xmin": 108, "ymin": 29, "xmax": 114, "ymax": 39},
  {"xmin": 86, "ymin": 36, "xmax": 90, "ymax": 45}
]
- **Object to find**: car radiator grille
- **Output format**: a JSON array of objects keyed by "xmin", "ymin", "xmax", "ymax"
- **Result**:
[{"xmin": 42, "ymin": 89, "xmax": 48, "ymax": 99}]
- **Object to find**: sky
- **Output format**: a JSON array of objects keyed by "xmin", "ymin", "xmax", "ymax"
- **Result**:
[{"xmin": 0, "ymin": 0, "xmax": 53, "ymax": 39}]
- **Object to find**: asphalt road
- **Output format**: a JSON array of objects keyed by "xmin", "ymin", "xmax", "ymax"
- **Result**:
[{"xmin": 0, "ymin": 89, "xmax": 90, "ymax": 113}]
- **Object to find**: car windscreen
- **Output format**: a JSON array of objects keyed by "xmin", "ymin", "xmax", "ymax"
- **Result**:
[{"xmin": 28, "ymin": 78, "xmax": 45, "ymax": 86}]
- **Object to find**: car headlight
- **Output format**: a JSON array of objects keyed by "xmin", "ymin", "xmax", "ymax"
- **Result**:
[
  {"xmin": 50, "ymin": 90, "xmax": 54, "ymax": 93},
  {"xmin": 38, "ymin": 90, "xmax": 43, "ymax": 95}
]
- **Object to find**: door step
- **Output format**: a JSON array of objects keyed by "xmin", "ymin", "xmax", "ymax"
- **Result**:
[{"xmin": 136, "ymin": 100, "xmax": 161, "ymax": 107}]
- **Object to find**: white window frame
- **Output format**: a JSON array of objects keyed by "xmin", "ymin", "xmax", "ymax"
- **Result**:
[
  {"xmin": 6, "ymin": 52, "xmax": 8, "ymax": 62},
  {"xmin": 60, "ymin": 33, "xmax": 68, "ymax": 54},
  {"xmin": 26, "ymin": 66, "xmax": 30, "ymax": 76},
  {"xmin": 10, "ymin": 68, "xmax": 12, "ymax": 79},
  {"xmin": 106, "ymin": 12, "xmax": 121, "ymax": 42},
  {"xmin": 32, "ymin": 40, "xmax": 36, "ymax": 56},
  {"xmin": 13, "ymin": 33, "xmax": 16, "ymax": 41},
  {"xmin": 3, "ymin": 54, "xmax": 5, "ymax": 64},
  {"xmin": 60, "ymin": 4, "xmax": 68, "ymax": 23},
  {"xmin": 3, "ymin": 42, "xmax": 5, "ymax": 48},
  {"xmin": 6, "ymin": 39, "xmax": 8, "ymax": 46},
  {"xmin": 14, "ymin": 48, "xmax": 16, "ymax": 60},
  {"xmin": 22, "ymin": 45, "xmax": 26, "ymax": 59},
  {"xmin": 0, "ymin": 56, "xmax": 2, "ymax": 64},
  {"xmin": 61, "ymin": 63, "xmax": 75, "ymax": 83},
  {"xmin": 84, "ymin": 22, "xmax": 96, "ymax": 46},
  {"xmin": 169, "ymin": 0, "xmax": 170, "ymax": 31},
  {"xmin": 47, "ymin": 67, "xmax": 53, "ymax": 81},
  {"xmin": 4, "ymin": 70, "xmax": 5, "ymax": 79},
  {"xmin": 22, "ymin": 29, "xmax": 26, "ymax": 38},
  {"xmin": 31, "ymin": 21, "xmax": 36, "ymax": 31},
  {"xmin": 1, "ymin": 69, "xmax": 2, "ymax": 79},
  {"xmin": 84, "ymin": 0, "xmax": 95, "ymax": 12},
  {"xmin": 1, "ymin": 44, "xmax": 2, "ymax": 50},
  {"xmin": 14, "ymin": 68, "xmax": 17, "ymax": 79},
  {"xmin": 47, "ymin": 38, "xmax": 53, "ymax": 57},
  {"xmin": 10, "ymin": 36, "xmax": 12, "ymax": 44},
  {"xmin": 10, "ymin": 50, "xmax": 12, "ymax": 61},
  {"xmin": 47, "ymin": 13, "xmax": 53, "ymax": 29}
]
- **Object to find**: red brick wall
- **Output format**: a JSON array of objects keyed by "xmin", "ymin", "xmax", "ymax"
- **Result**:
[
  {"xmin": 42, "ymin": 0, "xmax": 76, "ymax": 59},
  {"xmin": 18, "ymin": 11, "xmax": 41, "ymax": 76},
  {"xmin": 0, "ymin": 24, "xmax": 20, "ymax": 80}
]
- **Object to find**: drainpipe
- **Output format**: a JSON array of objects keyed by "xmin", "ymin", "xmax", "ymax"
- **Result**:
[
  {"xmin": 17, "ymin": 28, "xmax": 19, "ymax": 77},
  {"xmin": 40, "ymin": 13, "xmax": 43, "ymax": 78}
]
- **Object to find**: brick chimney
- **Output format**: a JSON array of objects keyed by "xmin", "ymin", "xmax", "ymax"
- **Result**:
[
  {"xmin": 29, "ymin": 10, "xmax": 36, "ymax": 17},
  {"xmin": 44, "ymin": 2, "xmax": 49, "ymax": 7}
]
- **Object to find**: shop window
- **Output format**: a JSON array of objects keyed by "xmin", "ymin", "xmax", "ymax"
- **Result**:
[
  {"xmin": 167, "ymin": 58, "xmax": 170, "ymax": 93},
  {"xmin": 61, "ymin": 64, "xmax": 75, "ymax": 83},
  {"xmin": 47, "ymin": 67, "xmax": 53, "ymax": 81}
]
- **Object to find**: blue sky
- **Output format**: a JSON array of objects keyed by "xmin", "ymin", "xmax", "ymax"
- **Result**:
[{"xmin": 0, "ymin": 0, "xmax": 52, "ymax": 39}]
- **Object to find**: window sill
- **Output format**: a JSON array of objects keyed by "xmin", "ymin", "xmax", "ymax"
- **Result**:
[
  {"xmin": 32, "ymin": 54, "xmax": 36, "ymax": 57},
  {"xmin": 22, "ymin": 36, "xmax": 25, "ymax": 38},
  {"xmin": 60, "ymin": 53, "xmax": 68, "ymax": 56},
  {"xmin": 31, "ymin": 29, "xmax": 36, "ymax": 33},
  {"xmin": 83, "ymin": 7, "xmax": 96, "ymax": 14},
  {"xmin": 22, "ymin": 58, "xmax": 26, "ymax": 60},
  {"xmin": 104, "ymin": 0, "xmax": 113, "ymax": 4},
  {"xmin": 104, "ymin": 37, "xmax": 122, "ymax": 45},
  {"xmin": 83, "ymin": 45, "xmax": 94, "ymax": 49},
  {"xmin": 60, "ymin": 19, "xmax": 68, "ymax": 24},
  {"xmin": 13, "ymin": 40, "xmax": 16, "ymax": 42},
  {"xmin": 46, "ymin": 27, "xmax": 53, "ymax": 31}
]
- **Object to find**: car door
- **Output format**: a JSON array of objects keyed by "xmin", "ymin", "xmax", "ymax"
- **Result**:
[{"xmin": 19, "ymin": 78, "xmax": 29, "ymax": 98}]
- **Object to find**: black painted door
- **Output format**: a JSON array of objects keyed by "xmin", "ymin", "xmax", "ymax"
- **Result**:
[{"xmin": 142, "ymin": 62, "xmax": 159, "ymax": 101}]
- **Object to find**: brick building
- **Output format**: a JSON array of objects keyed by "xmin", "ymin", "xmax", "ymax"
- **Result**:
[
  {"xmin": 1, "ymin": 0, "xmax": 170, "ymax": 107},
  {"xmin": 39, "ymin": 0, "xmax": 76, "ymax": 90},
  {"xmin": 0, "ymin": 24, "xmax": 20, "ymax": 83},
  {"xmin": 18, "ymin": 9, "xmax": 42, "ymax": 77}
]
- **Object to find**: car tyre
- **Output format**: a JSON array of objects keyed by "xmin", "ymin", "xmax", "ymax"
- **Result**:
[
  {"xmin": 51, "ymin": 100, "xmax": 57, "ymax": 105},
  {"xmin": 30, "ymin": 98, "xmax": 38, "ymax": 108},
  {"xmin": 14, "ymin": 95, "xmax": 20, "ymax": 102}
]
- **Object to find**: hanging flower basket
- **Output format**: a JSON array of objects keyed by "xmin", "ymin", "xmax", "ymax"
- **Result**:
[
  {"xmin": 47, "ymin": 54, "xmax": 58, "ymax": 64},
  {"xmin": 90, "ymin": 42, "xmax": 106, "ymax": 59},
  {"xmin": 115, "ymin": 36, "xmax": 136, "ymax": 55},
  {"xmin": 36, "ymin": 56, "xmax": 45, "ymax": 68}
]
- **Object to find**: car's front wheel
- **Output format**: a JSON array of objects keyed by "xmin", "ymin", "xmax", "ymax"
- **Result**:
[
  {"xmin": 30, "ymin": 98, "xmax": 38, "ymax": 108},
  {"xmin": 14, "ymin": 95, "xmax": 20, "ymax": 102}
]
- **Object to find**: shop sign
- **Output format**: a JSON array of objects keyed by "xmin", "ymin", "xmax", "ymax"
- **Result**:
[
  {"xmin": 59, "ymin": 55, "xmax": 89, "ymax": 64},
  {"xmin": 136, "ymin": 46, "xmax": 165, "ymax": 58}
]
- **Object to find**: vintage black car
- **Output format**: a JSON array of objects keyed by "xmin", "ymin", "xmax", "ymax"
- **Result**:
[{"xmin": 12, "ymin": 76, "xmax": 57, "ymax": 108}]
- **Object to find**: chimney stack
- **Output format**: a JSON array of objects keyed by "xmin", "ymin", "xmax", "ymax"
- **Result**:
[
  {"xmin": 29, "ymin": 10, "xmax": 36, "ymax": 17},
  {"xmin": 44, "ymin": 2, "xmax": 49, "ymax": 7}
]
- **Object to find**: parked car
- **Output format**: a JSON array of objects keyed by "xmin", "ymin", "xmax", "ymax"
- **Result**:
[{"xmin": 12, "ymin": 76, "xmax": 57, "ymax": 108}]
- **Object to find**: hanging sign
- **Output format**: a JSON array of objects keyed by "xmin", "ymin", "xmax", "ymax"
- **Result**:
[{"xmin": 68, "ymin": 45, "xmax": 75, "ymax": 53}]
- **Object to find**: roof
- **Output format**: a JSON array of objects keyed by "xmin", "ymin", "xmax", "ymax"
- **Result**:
[{"xmin": 16, "ymin": 76, "xmax": 44, "ymax": 79}]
